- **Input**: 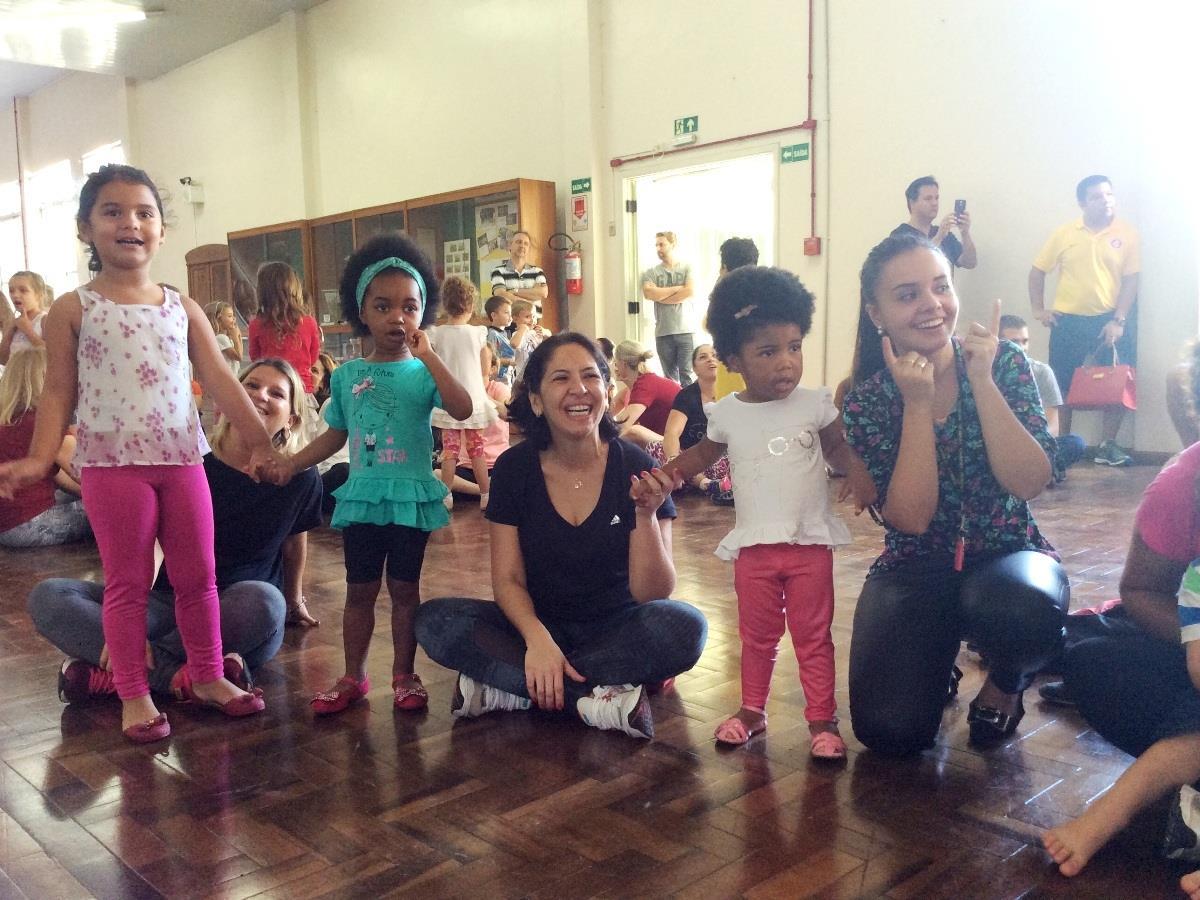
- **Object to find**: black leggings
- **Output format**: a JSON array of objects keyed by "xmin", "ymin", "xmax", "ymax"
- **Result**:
[{"xmin": 849, "ymin": 551, "xmax": 1069, "ymax": 756}]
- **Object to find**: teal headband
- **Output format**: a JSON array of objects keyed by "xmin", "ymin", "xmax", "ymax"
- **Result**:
[{"xmin": 355, "ymin": 257, "xmax": 427, "ymax": 313}]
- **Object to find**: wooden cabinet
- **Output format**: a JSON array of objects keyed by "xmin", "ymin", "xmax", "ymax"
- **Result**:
[
  {"xmin": 407, "ymin": 179, "xmax": 559, "ymax": 330},
  {"xmin": 228, "ymin": 177, "xmax": 559, "ymax": 349},
  {"xmin": 185, "ymin": 244, "xmax": 230, "ymax": 309}
]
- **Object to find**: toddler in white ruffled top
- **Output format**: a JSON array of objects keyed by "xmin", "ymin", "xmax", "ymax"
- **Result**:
[{"xmin": 664, "ymin": 266, "xmax": 853, "ymax": 759}]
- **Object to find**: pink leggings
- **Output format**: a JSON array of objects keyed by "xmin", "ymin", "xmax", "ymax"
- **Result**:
[
  {"xmin": 733, "ymin": 543, "xmax": 836, "ymax": 722},
  {"xmin": 81, "ymin": 464, "xmax": 222, "ymax": 700},
  {"xmin": 441, "ymin": 428, "xmax": 484, "ymax": 461}
]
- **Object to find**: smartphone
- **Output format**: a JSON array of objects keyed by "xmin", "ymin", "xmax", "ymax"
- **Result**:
[{"xmin": 954, "ymin": 199, "xmax": 966, "ymax": 216}]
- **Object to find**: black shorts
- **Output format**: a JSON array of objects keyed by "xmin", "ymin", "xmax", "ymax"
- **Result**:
[
  {"xmin": 342, "ymin": 523, "xmax": 430, "ymax": 585},
  {"xmin": 1048, "ymin": 306, "xmax": 1137, "ymax": 402}
]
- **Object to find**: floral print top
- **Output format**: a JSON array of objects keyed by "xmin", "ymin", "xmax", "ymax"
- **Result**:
[
  {"xmin": 75, "ymin": 285, "xmax": 208, "ymax": 467},
  {"xmin": 843, "ymin": 338, "xmax": 1057, "ymax": 575}
]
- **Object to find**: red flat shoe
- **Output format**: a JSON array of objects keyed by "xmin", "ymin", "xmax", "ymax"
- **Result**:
[
  {"xmin": 392, "ymin": 674, "xmax": 428, "ymax": 711},
  {"xmin": 197, "ymin": 687, "xmax": 266, "ymax": 718},
  {"xmin": 124, "ymin": 713, "xmax": 171, "ymax": 743},
  {"xmin": 312, "ymin": 676, "xmax": 369, "ymax": 716}
]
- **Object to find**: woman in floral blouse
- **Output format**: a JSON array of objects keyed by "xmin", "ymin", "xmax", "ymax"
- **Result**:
[{"xmin": 842, "ymin": 233, "xmax": 1068, "ymax": 755}]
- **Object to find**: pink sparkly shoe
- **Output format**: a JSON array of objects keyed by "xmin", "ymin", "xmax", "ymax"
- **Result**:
[
  {"xmin": 392, "ymin": 673, "xmax": 428, "ymax": 711},
  {"xmin": 312, "ymin": 676, "xmax": 370, "ymax": 716}
]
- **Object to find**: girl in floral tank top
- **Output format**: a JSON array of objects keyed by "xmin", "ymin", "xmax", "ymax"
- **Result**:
[{"xmin": 0, "ymin": 165, "xmax": 285, "ymax": 744}]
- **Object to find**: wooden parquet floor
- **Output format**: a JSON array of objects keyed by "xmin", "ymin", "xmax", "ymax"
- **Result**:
[{"xmin": 0, "ymin": 464, "xmax": 1192, "ymax": 898}]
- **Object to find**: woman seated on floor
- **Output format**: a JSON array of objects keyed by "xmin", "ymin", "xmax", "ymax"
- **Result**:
[
  {"xmin": 611, "ymin": 339, "xmax": 680, "ymax": 450},
  {"xmin": 0, "ymin": 348, "xmax": 90, "ymax": 548},
  {"xmin": 661, "ymin": 343, "xmax": 732, "ymax": 504},
  {"xmin": 1042, "ymin": 337, "xmax": 1200, "ymax": 893},
  {"xmin": 841, "ymin": 233, "xmax": 1068, "ymax": 755},
  {"xmin": 28, "ymin": 358, "xmax": 324, "ymax": 702},
  {"xmin": 415, "ymin": 333, "xmax": 707, "ymax": 739}
]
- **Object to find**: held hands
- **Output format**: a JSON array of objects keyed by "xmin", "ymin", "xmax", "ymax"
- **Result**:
[
  {"xmin": 525, "ymin": 636, "xmax": 585, "ymax": 711},
  {"xmin": 629, "ymin": 468, "xmax": 678, "ymax": 513},
  {"xmin": 962, "ymin": 298, "xmax": 1002, "ymax": 385},
  {"xmin": 248, "ymin": 447, "xmax": 292, "ymax": 485},
  {"xmin": 881, "ymin": 336, "xmax": 935, "ymax": 407}
]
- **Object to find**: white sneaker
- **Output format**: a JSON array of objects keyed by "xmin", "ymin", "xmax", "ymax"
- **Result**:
[
  {"xmin": 443, "ymin": 493, "xmax": 454, "ymax": 511},
  {"xmin": 450, "ymin": 673, "xmax": 530, "ymax": 719},
  {"xmin": 576, "ymin": 684, "xmax": 654, "ymax": 739},
  {"xmin": 479, "ymin": 491, "xmax": 489, "ymax": 512}
]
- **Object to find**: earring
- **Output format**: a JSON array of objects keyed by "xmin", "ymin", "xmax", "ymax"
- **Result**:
[{"xmin": 876, "ymin": 326, "xmax": 884, "ymax": 336}]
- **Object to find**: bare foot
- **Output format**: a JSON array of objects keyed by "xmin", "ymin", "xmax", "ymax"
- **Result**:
[
  {"xmin": 1043, "ymin": 813, "xmax": 1118, "ymax": 877},
  {"xmin": 189, "ymin": 676, "xmax": 253, "ymax": 707},
  {"xmin": 714, "ymin": 706, "xmax": 766, "ymax": 744},
  {"xmin": 1182, "ymin": 869, "xmax": 1200, "ymax": 899},
  {"xmin": 121, "ymin": 694, "xmax": 162, "ymax": 733}
]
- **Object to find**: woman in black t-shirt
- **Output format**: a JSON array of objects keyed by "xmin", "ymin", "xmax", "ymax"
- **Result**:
[
  {"xmin": 416, "ymin": 334, "xmax": 707, "ymax": 739},
  {"xmin": 662, "ymin": 343, "xmax": 731, "ymax": 501}
]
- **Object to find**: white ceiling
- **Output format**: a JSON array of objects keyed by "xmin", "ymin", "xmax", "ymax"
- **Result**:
[{"xmin": 0, "ymin": 0, "xmax": 327, "ymax": 97}]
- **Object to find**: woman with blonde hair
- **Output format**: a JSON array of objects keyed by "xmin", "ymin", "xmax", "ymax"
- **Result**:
[
  {"xmin": 0, "ymin": 348, "xmax": 89, "ymax": 547},
  {"xmin": 611, "ymin": 339, "xmax": 680, "ymax": 448},
  {"xmin": 204, "ymin": 301, "xmax": 243, "ymax": 376}
]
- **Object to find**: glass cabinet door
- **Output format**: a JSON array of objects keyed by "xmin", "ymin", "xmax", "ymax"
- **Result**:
[{"xmin": 311, "ymin": 219, "xmax": 354, "ymax": 325}]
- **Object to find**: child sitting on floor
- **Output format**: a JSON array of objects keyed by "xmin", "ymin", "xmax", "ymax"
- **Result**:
[{"xmin": 1043, "ymin": 558, "xmax": 1200, "ymax": 889}]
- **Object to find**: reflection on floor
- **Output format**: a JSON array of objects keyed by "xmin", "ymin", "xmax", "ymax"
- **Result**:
[{"xmin": 0, "ymin": 463, "xmax": 1190, "ymax": 898}]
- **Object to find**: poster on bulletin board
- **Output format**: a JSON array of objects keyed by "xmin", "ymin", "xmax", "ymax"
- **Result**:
[
  {"xmin": 443, "ymin": 239, "xmax": 471, "ymax": 280},
  {"xmin": 475, "ymin": 201, "xmax": 515, "ymax": 299}
]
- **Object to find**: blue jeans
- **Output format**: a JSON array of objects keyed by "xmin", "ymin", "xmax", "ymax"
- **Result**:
[
  {"xmin": 27, "ymin": 578, "xmax": 286, "ymax": 695},
  {"xmin": 655, "ymin": 333, "xmax": 695, "ymax": 385},
  {"xmin": 415, "ymin": 597, "xmax": 707, "ymax": 702}
]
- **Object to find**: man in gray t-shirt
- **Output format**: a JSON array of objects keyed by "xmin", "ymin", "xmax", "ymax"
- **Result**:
[{"xmin": 641, "ymin": 231, "xmax": 695, "ymax": 385}]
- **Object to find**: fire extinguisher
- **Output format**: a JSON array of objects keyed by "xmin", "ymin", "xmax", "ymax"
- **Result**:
[{"xmin": 549, "ymin": 232, "xmax": 583, "ymax": 295}]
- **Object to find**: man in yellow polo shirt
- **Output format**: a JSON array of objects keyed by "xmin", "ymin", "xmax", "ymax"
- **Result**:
[
  {"xmin": 1029, "ymin": 175, "xmax": 1140, "ymax": 467},
  {"xmin": 712, "ymin": 237, "xmax": 757, "ymax": 399}
]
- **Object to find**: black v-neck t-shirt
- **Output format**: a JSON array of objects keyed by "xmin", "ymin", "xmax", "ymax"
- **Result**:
[{"xmin": 486, "ymin": 438, "xmax": 676, "ymax": 623}]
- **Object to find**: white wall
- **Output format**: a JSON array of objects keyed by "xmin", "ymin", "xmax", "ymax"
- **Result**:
[
  {"xmin": 130, "ymin": 17, "xmax": 308, "ymax": 286},
  {"xmin": 4, "ymin": 0, "xmax": 1193, "ymax": 453},
  {"xmin": 828, "ymin": 0, "xmax": 1199, "ymax": 454}
]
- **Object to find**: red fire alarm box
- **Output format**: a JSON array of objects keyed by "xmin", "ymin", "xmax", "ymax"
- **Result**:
[{"xmin": 803, "ymin": 237, "xmax": 822, "ymax": 256}]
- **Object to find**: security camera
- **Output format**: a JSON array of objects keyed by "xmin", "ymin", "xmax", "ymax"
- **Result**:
[{"xmin": 179, "ymin": 176, "xmax": 193, "ymax": 185}]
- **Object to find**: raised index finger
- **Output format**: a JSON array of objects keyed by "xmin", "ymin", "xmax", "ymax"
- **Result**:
[{"xmin": 990, "ymin": 298, "xmax": 1002, "ymax": 336}]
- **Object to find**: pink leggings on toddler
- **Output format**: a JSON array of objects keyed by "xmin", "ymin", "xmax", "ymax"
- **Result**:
[
  {"xmin": 733, "ymin": 543, "xmax": 836, "ymax": 722},
  {"xmin": 81, "ymin": 464, "xmax": 223, "ymax": 700},
  {"xmin": 441, "ymin": 428, "xmax": 484, "ymax": 461}
]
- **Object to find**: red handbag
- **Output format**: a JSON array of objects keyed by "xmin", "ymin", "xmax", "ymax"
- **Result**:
[{"xmin": 1065, "ymin": 344, "xmax": 1137, "ymax": 410}]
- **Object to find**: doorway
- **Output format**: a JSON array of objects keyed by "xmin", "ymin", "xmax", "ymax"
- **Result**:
[{"xmin": 624, "ymin": 152, "xmax": 776, "ymax": 347}]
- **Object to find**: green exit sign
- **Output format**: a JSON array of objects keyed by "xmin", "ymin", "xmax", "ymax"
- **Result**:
[
  {"xmin": 781, "ymin": 143, "xmax": 810, "ymax": 164},
  {"xmin": 674, "ymin": 115, "xmax": 699, "ymax": 136},
  {"xmin": 571, "ymin": 177, "xmax": 591, "ymax": 195}
]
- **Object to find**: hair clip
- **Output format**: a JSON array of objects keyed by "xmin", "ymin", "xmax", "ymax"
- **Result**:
[{"xmin": 733, "ymin": 304, "xmax": 757, "ymax": 319}]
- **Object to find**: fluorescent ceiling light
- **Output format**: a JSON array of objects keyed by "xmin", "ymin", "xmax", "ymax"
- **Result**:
[{"xmin": 0, "ymin": 1, "xmax": 146, "ymax": 32}]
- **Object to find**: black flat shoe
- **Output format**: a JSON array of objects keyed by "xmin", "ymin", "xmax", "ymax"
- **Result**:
[{"xmin": 967, "ymin": 695, "xmax": 1024, "ymax": 745}]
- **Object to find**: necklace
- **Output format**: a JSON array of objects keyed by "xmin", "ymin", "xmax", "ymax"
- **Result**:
[{"xmin": 573, "ymin": 478, "xmax": 584, "ymax": 490}]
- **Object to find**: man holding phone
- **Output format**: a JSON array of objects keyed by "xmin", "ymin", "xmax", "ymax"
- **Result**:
[{"xmin": 890, "ymin": 175, "xmax": 977, "ymax": 269}]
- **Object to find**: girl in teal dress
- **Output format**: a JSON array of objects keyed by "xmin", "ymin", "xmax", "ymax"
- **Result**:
[{"xmin": 276, "ymin": 234, "xmax": 472, "ymax": 715}]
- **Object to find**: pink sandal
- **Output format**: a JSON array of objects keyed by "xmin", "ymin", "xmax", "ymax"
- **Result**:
[
  {"xmin": 312, "ymin": 676, "xmax": 370, "ymax": 716},
  {"xmin": 392, "ymin": 673, "xmax": 428, "ymax": 711},
  {"xmin": 810, "ymin": 730, "xmax": 847, "ymax": 760},
  {"xmin": 714, "ymin": 712, "xmax": 767, "ymax": 746}
]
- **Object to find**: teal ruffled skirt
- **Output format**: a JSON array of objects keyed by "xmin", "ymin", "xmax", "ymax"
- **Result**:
[{"xmin": 330, "ymin": 475, "xmax": 450, "ymax": 531}]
